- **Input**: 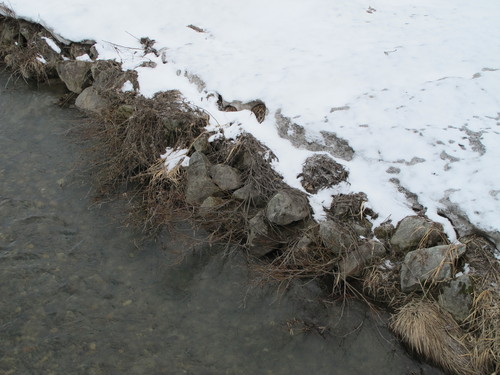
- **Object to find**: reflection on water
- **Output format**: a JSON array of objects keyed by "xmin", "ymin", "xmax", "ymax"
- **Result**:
[{"xmin": 0, "ymin": 72, "xmax": 443, "ymax": 375}]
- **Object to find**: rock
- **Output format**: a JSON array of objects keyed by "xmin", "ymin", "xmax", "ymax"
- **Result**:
[
  {"xmin": 115, "ymin": 104, "xmax": 135, "ymax": 121},
  {"xmin": 193, "ymin": 134, "xmax": 210, "ymax": 153},
  {"xmin": 338, "ymin": 240, "xmax": 386, "ymax": 278},
  {"xmin": 56, "ymin": 60, "xmax": 92, "ymax": 93},
  {"xmin": 232, "ymin": 183, "xmax": 265, "ymax": 206},
  {"xmin": 199, "ymin": 196, "xmax": 226, "ymax": 218},
  {"xmin": 247, "ymin": 211, "xmax": 278, "ymax": 257},
  {"xmin": 0, "ymin": 22, "xmax": 17, "ymax": 46},
  {"xmin": 299, "ymin": 154, "xmax": 348, "ymax": 194},
  {"xmin": 374, "ymin": 222, "xmax": 395, "ymax": 241},
  {"xmin": 400, "ymin": 244, "xmax": 466, "ymax": 292},
  {"xmin": 75, "ymin": 87, "xmax": 109, "ymax": 113},
  {"xmin": 391, "ymin": 216, "xmax": 445, "ymax": 252},
  {"xmin": 69, "ymin": 42, "xmax": 92, "ymax": 60},
  {"xmin": 438, "ymin": 274, "xmax": 473, "ymax": 321},
  {"xmin": 319, "ymin": 220, "xmax": 356, "ymax": 254},
  {"xmin": 91, "ymin": 60, "xmax": 138, "ymax": 92},
  {"xmin": 210, "ymin": 164, "xmax": 243, "ymax": 191},
  {"xmin": 266, "ymin": 190, "xmax": 310, "ymax": 225},
  {"xmin": 185, "ymin": 152, "xmax": 221, "ymax": 205}
]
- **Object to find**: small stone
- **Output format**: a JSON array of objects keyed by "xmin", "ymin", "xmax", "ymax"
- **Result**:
[
  {"xmin": 247, "ymin": 211, "xmax": 278, "ymax": 257},
  {"xmin": 374, "ymin": 222, "xmax": 395, "ymax": 241},
  {"xmin": 185, "ymin": 152, "xmax": 221, "ymax": 205},
  {"xmin": 338, "ymin": 239, "xmax": 386, "ymax": 278},
  {"xmin": 232, "ymin": 183, "xmax": 264, "ymax": 206},
  {"xmin": 193, "ymin": 134, "xmax": 210, "ymax": 153},
  {"xmin": 319, "ymin": 220, "xmax": 356, "ymax": 254},
  {"xmin": 210, "ymin": 164, "xmax": 243, "ymax": 191},
  {"xmin": 266, "ymin": 190, "xmax": 310, "ymax": 225},
  {"xmin": 75, "ymin": 87, "xmax": 109, "ymax": 113}
]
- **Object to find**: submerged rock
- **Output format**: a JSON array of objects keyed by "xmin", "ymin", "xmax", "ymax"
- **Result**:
[
  {"xmin": 266, "ymin": 190, "xmax": 310, "ymax": 225},
  {"xmin": 400, "ymin": 244, "xmax": 466, "ymax": 292},
  {"xmin": 185, "ymin": 152, "xmax": 221, "ymax": 205},
  {"xmin": 56, "ymin": 60, "xmax": 92, "ymax": 93},
  {"xmin": 391, "ymin": 216, "xmax": 445, "ymax": 252}
]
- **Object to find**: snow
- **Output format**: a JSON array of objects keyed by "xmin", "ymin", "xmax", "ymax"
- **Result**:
[
  {"xmin": 161, "ymin": 148, "xmax": 190, "ymax": 171},
  {"xmin": 41, "ymin": 36, "xmax": 61, "ymax": 54},
  {"xmin": 7, "ymin": 0, "xmax": 500, "ymax": 240}
]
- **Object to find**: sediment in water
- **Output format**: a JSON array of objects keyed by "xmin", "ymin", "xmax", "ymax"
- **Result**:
[{"xmin": 1, "ymin": 11, "xmax": 498, "ymax": 375}]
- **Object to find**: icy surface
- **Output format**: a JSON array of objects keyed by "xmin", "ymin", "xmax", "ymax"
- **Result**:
[{"xmin": 8, "ymin": 0, "xmax": 500, "ymax": 239}]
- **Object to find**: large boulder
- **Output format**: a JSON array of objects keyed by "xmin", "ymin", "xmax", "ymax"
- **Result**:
[
  {"xmin": 266, "ymin": 190, "xmax": 310, "ymax": 225},
  {"xmin": 400, "ymin": 244, "xmax": 466, "ymax": 292},
  {"xmin": 185, "ymin": 152, "xmax": 221, "ymax": 205},
  {"xmin": 75, "ymin": 87, "xmax": 109, "ymax": 113},
  {"xmin": 210, "ymin": 164, "xmax": 243, "ymax": 191},
  {"xmin": 437, "ymin": 274, "xmax": 473, "ymax": 322},
  {"xmin": 56, "ymin": 60, "xmax": 92, "ymax": 93},
  {"xmin": 391, "ymin": 216, "xmax": 445, "ymax": 252},
  {"xmin": 319, "ymin": 220, "xmax": 356, "ymax": 254}
]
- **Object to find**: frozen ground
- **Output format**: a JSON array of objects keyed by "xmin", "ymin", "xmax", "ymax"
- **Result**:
[{"xmin": 5, "ymin": 0, "xmax": 500, "ymax": 243}]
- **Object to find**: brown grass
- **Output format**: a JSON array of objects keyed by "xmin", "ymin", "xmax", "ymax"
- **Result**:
[{"xmin": 390, "ymin": 299, "xmax": 478, "ymax": 375}]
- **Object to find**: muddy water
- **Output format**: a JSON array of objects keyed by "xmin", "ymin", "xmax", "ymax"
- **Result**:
[{"xmin": 0, "ymin": 72, "xmax": 443, "ymax": 375}]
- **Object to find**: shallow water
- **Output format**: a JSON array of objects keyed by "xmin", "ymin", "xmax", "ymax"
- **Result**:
[{"xmin": 0, "ymin": 72, "xmax": 443, "ymax": 375}]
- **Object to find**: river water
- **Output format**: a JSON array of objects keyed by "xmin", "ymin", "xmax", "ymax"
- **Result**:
[{"xmin": 0, "ymin": 72, "xmax": 443, "ymax": 375}]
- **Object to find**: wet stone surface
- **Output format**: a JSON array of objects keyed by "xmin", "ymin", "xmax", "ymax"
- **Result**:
[{"xmin": 0, "ymin": 71, "xmax": 443, "ymax": 375}]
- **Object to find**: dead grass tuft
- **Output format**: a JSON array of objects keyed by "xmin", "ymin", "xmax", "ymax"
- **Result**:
[
  {"xmin": 90, "ymin": 90, "xmax": 208, "ymax": 194},
  {"xmin": 390, "ymin": 299, "xmax": 478, "ymax": 375}
]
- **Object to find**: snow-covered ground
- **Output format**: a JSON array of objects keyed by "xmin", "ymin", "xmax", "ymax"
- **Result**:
[{"xmin": 5, "ymin": 0, "xmax": 500, "ymax": 242}]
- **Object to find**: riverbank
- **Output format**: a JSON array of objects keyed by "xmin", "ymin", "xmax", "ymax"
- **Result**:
[{"xmin": 1, "ymin": 11, "xmax": 498, "ymax": 375}]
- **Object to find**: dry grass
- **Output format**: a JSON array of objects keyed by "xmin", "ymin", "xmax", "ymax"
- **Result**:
[
  {"xmin": 390, "ymin": 299, "xmax": 478, "ymax": 375},
  {"xmin": 0, "ymin": 18, "xmax": 53, "ymax": 83},
  {"xmin": 89, "ymin": 90, "xmax": 208, "ymax": 194}
]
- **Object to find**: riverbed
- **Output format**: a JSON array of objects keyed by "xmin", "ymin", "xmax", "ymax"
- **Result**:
[{"xmin": 0, "ymin": 71, "xmax": 443, "ymax": 375}]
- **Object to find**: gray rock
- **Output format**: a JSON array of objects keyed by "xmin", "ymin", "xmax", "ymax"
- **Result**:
[
  {"xmin": 56, "ymin": 60, "xmax": 92, "ymax": 93},
  {"xmin": 232, "ymin": 183, "xmax": 264, "ymax": 206},
  {"xmin": 319, "ymin": 220, "xmax": 356, "ymax": 254},
  {"xmin": 199, "ymin": 196, "xmax": 226, "ymax": 218},
  {"xmin": 185, "ymin": 152, "xmax": 221, "ymax": 205},
  {"xmin": 400, "ymin": 244, "xmax": 466, "ymax": 292},
  {"xmin": 247, "ymin": 211, "xmax": 278, "ymax": 257},
  {"xmin": 266, "ymin": 190, "xmax": 310, "ymax": 225},
  {"xmin": 374, "ymin": 222, "xmax": 395, "ymax": 241},
  {"xmin": 210, "ymin": 164, "xmax": 243, "ymax": 191},
  {"xmin": 193, "ymin": 134, "xmax": 210, "ymax": 153},
  {"xmin": 91, "ymin": 60, "xmax": 138, "ymax": 92},
  {"xmin": 338, "ymin": 240, "xmax": 386, "ymax": 278},
  {"xmin": 438, "ymin": 274, "xmax": 473, "ymax": 321},
  {"xmin": 391, "ymin": 216, "xmax": 445, "ymax": 252},
  {"xmin": 75, "ymin": 87, "xmax": 109, "ymax": 113}
]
